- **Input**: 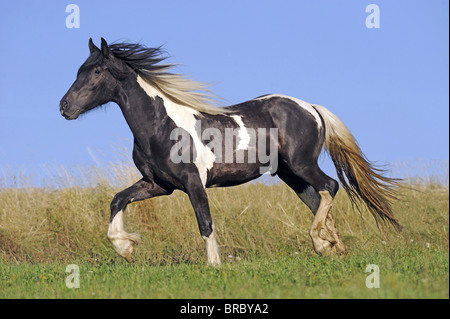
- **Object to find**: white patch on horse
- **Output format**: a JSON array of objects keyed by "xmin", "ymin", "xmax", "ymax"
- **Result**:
[
  {"xmin": 254, "ymin": 94, "xmax": 322, "ymax": 129},
  {"xmin": 107, "ymin": 210, "xmax": 141, "ymax": 261},
  {"xmin": 137, "ymin": 76, "xmax": 215, "ymax": 187},
  {"xmin": 231, "ymin": 115, "xmax": 250, "ymax": 150},
  {"xmin": 202, "ymin": 224, "xmax": 220, "ymax": 265}
]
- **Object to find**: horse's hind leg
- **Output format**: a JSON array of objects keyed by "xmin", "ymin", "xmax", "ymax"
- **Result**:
[
  {"xmin": 312, "ymin": 190, "xmax": 347, "ymax": 256},
  {"xmin": 278, "ymin": 165, "xmax": 347, "ymax": 256}
]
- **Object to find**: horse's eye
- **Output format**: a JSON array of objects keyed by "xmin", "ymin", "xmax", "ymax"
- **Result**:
[{"xmin": 94, "ymin": 69, "xmax": 101, "ymax": 75}]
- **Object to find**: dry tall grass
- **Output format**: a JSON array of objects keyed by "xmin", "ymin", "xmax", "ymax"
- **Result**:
[{"xmin": 0, "ymin": 160, "xmax": 448, "ymax": 264}]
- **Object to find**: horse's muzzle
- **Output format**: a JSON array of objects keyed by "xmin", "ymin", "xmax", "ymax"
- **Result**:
[{"xmin": 60, "ymin": 99, "xmax": 78, "ymax": 120}]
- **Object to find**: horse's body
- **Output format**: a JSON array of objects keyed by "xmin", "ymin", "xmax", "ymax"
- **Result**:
[{"xmin": 60, "ymin": 38, "xmax": 401, "ymax": 264}]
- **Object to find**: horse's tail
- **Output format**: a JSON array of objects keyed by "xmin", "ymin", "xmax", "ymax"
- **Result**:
[{"xmin": 312, "ymin": 104, "xmax": 403, "ymax": 232}]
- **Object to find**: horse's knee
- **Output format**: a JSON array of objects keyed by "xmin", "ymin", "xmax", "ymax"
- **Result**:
[{"xmin": 110, "ymin": 193, "xmax": 129, "ymax": 216}]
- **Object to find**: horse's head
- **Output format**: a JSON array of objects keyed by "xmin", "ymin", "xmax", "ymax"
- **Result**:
[{"xmin": 60, "ymin": 38, "xmax": 129, "ymax": 120}]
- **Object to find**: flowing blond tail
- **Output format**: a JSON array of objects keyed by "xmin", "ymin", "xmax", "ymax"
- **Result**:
[{"xmin": 312, "ymin": 104, "xmax": 403, "ymax": 232}]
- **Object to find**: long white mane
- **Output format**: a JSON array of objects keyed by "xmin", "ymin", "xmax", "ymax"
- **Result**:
[{"xmin": 109, "ymin": 43, "xmax": 229, "ymax": 115}]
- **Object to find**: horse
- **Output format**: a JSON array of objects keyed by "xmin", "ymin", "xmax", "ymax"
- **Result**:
[{"xmin": 60, "ymin": 38, "xmax": 402, "ymax": 265}]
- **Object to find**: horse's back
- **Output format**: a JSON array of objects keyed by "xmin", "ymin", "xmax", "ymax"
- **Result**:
[{"xmin": 203, "ymin": 94, "xmax": 325, "ymax": 187}]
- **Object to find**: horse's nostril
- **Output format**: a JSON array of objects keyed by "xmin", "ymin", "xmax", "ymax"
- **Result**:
[{"xmin": 60, "ymin": 100, "xmax": 69, "ymax": 112}]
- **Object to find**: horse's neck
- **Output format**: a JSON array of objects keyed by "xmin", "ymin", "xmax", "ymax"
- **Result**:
[{"xmin": 114, "ymin": 78, "xmax": 165, "ymax": 146}]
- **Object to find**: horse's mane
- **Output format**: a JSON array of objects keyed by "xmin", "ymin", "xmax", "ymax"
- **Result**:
[{"xmin": 108, "ymin": 42, "xmax": 229, "ymax": 115}]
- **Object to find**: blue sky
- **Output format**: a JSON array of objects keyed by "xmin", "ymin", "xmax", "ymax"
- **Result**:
[{"xmin": 0, "ymin": 1, "xmax": 448, "ymax": 182}]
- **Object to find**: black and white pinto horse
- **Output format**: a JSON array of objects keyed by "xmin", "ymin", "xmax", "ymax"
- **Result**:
[{"xmin": 60, "ymin": 38, "xmax": 402, "ymax": 264}]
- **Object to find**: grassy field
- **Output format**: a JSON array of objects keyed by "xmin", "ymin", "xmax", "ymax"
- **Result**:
[{"xmin": 0, "ymin": 166, "xmax": 448, "ymax": 299}]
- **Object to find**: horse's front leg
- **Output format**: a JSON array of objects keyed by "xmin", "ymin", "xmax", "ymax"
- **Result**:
[
  {"xmin": 108, "ymin": 178, "xmax": 171, "ymax": 261},
  {"xmin": 186, "ymin": 182, "xmax": 221, "ymax": 266}
]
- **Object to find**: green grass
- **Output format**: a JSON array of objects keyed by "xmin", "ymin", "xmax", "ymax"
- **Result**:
[
  {"xmin": 0, "ymin": 167, "xmax": 448, "ymax": 299},
  {"xmin": 0, "ymin": 246, "xmax": 447, "ymax": 299}
]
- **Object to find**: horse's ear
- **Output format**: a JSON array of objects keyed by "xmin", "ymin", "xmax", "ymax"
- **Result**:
[
  {"xmin": 89, "ymin": 38, "xmax": 100, "ymax": 54},
  {"xmin": 100, "ymin": 37, "xmax": 111, "ymax": 58}
]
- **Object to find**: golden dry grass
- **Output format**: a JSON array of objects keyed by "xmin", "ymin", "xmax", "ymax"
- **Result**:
[{"xmin": 0, "ymin": 164, "xmax": 448, "ymax": 264}]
